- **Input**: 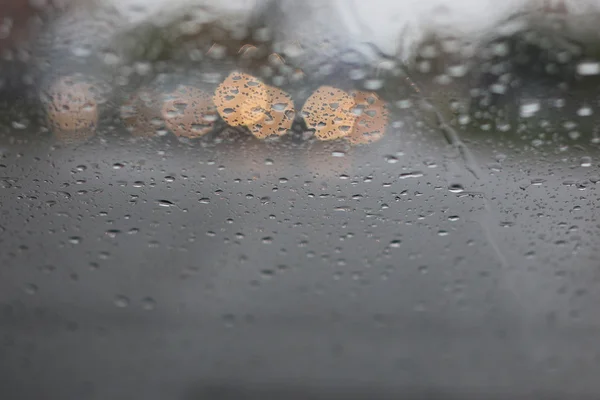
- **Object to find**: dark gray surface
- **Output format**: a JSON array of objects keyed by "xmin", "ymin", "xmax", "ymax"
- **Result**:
[{"xmin": 1, "ymin": 85, "xmax": 600, "ymax": 399}]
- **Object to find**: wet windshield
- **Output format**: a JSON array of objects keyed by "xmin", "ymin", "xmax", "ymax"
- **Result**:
[{"xmin": 1, "ymin": 1, "xmax": 600, "ymax": 399}]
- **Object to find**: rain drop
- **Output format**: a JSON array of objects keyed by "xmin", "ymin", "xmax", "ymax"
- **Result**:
[
  {"xmin": 448, "ymin": 184, "xmax": 464, "ymax": 193},
  {"xmin": 389, "ymin": 240, "xmax": 402, "ymax": 248},
  {"xmin": 141, "ymin": 297, "xmax": 156, "ymax": 311},
  {"xmin": 580, "ymin": 157, "xmax": 592, "ymax": 168},
  {"xmin": 114, "ymin": 295, "xmax": 130, "ymax": 308},
  {"xmin": 24, "ymin": 283, "xmax": 38, "ymax": 295}
]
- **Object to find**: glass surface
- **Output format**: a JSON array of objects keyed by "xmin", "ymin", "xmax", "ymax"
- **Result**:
[{"xmin": 1, "ymin": 1, "xmax": 600, "ymax": 399}]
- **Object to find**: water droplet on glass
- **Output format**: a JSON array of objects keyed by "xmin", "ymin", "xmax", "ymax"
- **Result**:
[
  {"xmin": 448, "ymin": 184, "xmax": 464, "ymax": 193},
  {"xmin": 24, "ymin": 283, "xmax": 38, "ymax": 295},
  {"xmin": 105, "ymin": 229, "xmax": 120, "ymax": 239},
  {"xmin": 520, "ymin": 101, "xmax": 540, "ymax": 118},
  {"xmin": 39, "ymin": 265, "xmax": 56, "ymax": 274},
  {"xmin": 569, "ymin": 131, "xmax": 581, "ymax": 140},
  {"xmin": 389, "ymin": 240, "xmax": 401, "ymax": 248},
  {"xmin": 577, "ymin": 61, "xmax": 600, "ymax": 76},
  {"xmin": 531, "ymin": 178, "xmax": 546, "ymax": 186},
  {"xmin": 141, "ymin": 297, "xmax": 156, "ymax": 311},
  {"xmin": 114, "ymin": 295, "xmax": 130, "ymax": 308},
  {"xmin": 577, "ymin": 106, "xmax": 593, "ymax": 117},
  {"xmin": 260, "ymin": 269, "xmax": 275, "ymax": 280},
  {"xmin": 580, "ymin": 157, "xmax": 592, "ymax": 167},
  {"xmin": 363, "ymin": 79, "xmax": 383, "ymax": 90},
  {"xmin": 399, "ymin": 171, "xmax": 424, "ymax": 180}
]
